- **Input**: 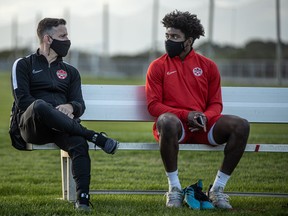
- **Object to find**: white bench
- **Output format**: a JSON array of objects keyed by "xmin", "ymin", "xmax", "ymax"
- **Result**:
[{"xmin": 26, "ymin": 85, "xmax": 288, "ymax": 201}]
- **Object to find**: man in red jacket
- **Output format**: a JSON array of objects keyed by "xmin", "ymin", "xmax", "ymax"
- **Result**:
[{"xmin": 146, "ymin": 10, "xmax": 250, "ymax": 210}]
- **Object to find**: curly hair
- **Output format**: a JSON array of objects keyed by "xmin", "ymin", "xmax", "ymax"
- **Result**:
[{"xmin": 161, "ymin": 10, "xmax": 205, "ymax": 40}]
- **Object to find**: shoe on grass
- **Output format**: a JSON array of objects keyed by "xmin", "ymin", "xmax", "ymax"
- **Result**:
[
  {"xmin": 208, "ymin": 185, "xmax": 232, "ymax": 209},
  {"xmin": 165, "ymin": 187, "xmax": 184, "ymax": 208},
  {"xmin": 91, "ymin": 132, "xmax": 119, "ymax": 154},
  {"xmin": 74, "ymin": 193, "xmax": 92, "ymax": 212},
  {"xmin": 184, "ymin": 179, "xmax": 214, "ymax": 210},
  {"xmin": 183, "ymin": 185, "xmax": 200, "ymax": 210}
]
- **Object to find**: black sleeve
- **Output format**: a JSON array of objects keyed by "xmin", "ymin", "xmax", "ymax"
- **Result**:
[
  {"xmin": 67, "ymin": 68, "xmax": 86, "ymax": 118},
  {"xmin": 11, "ymin": 58, "xmax": 35, "ymax": 112}
]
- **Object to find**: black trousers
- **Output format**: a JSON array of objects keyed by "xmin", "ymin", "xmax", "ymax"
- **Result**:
[{"xmin": 19, "ymin": 99, "xmax": 94, "ymax": 196}]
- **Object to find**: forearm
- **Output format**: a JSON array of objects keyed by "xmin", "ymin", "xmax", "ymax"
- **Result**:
[
  {"xmin": 203, "ymin": 102, "xmax": 223, "ymax": 122},
  {"xmin": 68, "ymin": 100, "xmax": 85, "ymax": 117},
  {"xmin": 148, "ymin": 101, "xmax": 190, "ymax": 122}
]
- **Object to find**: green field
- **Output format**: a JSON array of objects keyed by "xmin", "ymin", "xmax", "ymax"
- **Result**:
[{"xmin": 0, "ymin": 72, "xmax": 287, "ymax": 216}]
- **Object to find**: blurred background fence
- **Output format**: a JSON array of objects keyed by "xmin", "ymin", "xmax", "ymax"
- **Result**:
[{"xmin": 1, "ymin": 51, "xmax": 287, "ymax": 85}]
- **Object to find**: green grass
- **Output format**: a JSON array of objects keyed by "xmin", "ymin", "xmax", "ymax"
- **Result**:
[{"xmin": 0, "ymin": 72, "xmax": 288, "ymax": 216}]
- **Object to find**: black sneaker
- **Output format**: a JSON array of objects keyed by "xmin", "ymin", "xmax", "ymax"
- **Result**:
[
  {"xmin": 75, "ymin": 193, "xmax": 92, "ymax": 212},
  {"xmin": 91, "ymin": 132, "xmax": 119, "ymax": 154}
]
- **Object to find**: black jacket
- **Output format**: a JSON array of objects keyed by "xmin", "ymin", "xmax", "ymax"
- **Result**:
[{"xmin": 11, "ymin": 50, "xmax": 85, "ymax": 118}]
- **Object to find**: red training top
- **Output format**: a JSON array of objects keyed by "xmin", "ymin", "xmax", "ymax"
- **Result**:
[{"xmin": 145, "ymin": 49, "xmax": 223, "ymax": 125}]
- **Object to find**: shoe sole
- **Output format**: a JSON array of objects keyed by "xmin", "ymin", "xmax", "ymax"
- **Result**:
[{"xmin": 110, "ymin": 141, "xmax": 119, "ymax": 154}]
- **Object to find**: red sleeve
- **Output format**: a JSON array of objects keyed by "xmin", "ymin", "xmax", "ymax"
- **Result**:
[
  {"xmin": 203, "ymin": 61, "xmax": 223, "ymax": 122},
  {"xmin": 145, "ymin": 60, "xmax": 190, "ymax": 122}
]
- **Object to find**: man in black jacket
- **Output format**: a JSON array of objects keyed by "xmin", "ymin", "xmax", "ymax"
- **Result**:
[{"xmin": 11, "ymin": 18, "xmax": 119, "ymax": 211}]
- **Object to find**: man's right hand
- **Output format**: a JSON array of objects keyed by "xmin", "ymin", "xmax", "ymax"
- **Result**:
[
  {"xmin": 187, "ymin": 111, "xmax": 207, "ymax": 132},
  {"xmin": 56, "ymin": 104, "xmax": 74, "ymax": 119}
]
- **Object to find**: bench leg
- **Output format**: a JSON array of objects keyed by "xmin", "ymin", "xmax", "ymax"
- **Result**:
[{"xmin": 61, "ymin": 150, "xmax": 76, "ymax": 202}]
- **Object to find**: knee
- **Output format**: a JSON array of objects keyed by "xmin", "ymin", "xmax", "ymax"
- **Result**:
[
  {"xmin": 33, "ymin": 99, "xmax": 52, "ymax": 115},
  {"xmin": 235, "ymin": 118, "xmax": 250, "ymax": 136},
  {"xmin": 156, "ymin": 113, "xmax": 181, "ymax": 136},
  {"xmin": 33, "ymin": 99, "xmax": 47, "ymax": 108},
  {"xmin": 227, "ymin": 117, "xmax": 250, "ymax": 144}
]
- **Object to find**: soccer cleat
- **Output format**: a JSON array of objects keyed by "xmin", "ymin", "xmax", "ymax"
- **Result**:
[
  {"xmin": 183, "ymin": 185, "xmax": 200, "ymax": 210},
  {"xmin": 74, "ymin": 193, "xmax": 92, "ymax": 212},
  {"xmin": 165, "ymin": 187, "xmax": 184, "ymax": 208},
  {"xmin": 200, "ymin": 200, "xmax": 215, "ymax": 210},
  {"xmin": 208, "ymin": 185, "xmax": 232, "ymax": 209},
  {"xmin": 184, "ymin": 179, "xmax": 214, "ymax": 210},
  {"xmin": 91, "ymin": 132, "xmax": 119, "ymax": 154}
]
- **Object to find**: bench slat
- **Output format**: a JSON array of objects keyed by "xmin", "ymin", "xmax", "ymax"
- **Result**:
[
  {"xmin": 27, "ymin": 143, "xmax": 288, "ymax": 153},
  {"xmin": 82, "ymin": 85, "xmax": 153, "ymax": 121},
  {"xmin": 81, "ymin": 85, "xmax": 288, "ymax": 123}
]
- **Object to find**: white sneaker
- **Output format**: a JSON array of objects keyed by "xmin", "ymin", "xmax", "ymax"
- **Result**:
[
  {"xmin": 208, "ymin": 186, "xmax": 232, "ymax": 209},
  {"xmin": 165, "ymin": 187, "xmax": 183, "ymax": 208}
]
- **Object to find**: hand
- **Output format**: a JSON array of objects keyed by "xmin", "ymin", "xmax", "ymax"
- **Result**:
[
  {"xmin": 187, "ymin": 111, "xmax": 207, "ymax": 132},
  {"xmin": 56, "ymin": 104, "xmax": 74, "ymax": 119}
]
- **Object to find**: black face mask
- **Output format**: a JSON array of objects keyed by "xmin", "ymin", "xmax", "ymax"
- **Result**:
[
  {"xmin": 49, "ymin": 37, "xmax": 71, "ymax": 57},
  {"xmin": 165, "ymin": 39, "xmax": 185, "ymax": 58}
]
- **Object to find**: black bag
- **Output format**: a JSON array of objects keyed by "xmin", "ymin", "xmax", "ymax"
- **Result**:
[{"xmin": 9, "ymin": 102, "xmax": 27, "ymax": 150}]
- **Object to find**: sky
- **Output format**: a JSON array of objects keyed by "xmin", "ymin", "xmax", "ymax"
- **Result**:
[{"xmin": 0, "ymin": 0, "xmax": 287, "ymax": 56}]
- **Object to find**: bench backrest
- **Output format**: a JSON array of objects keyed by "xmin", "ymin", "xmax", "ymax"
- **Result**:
[{"xmin": 81, "ymin": 85, "xmax": 288, "ymax": 123}]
